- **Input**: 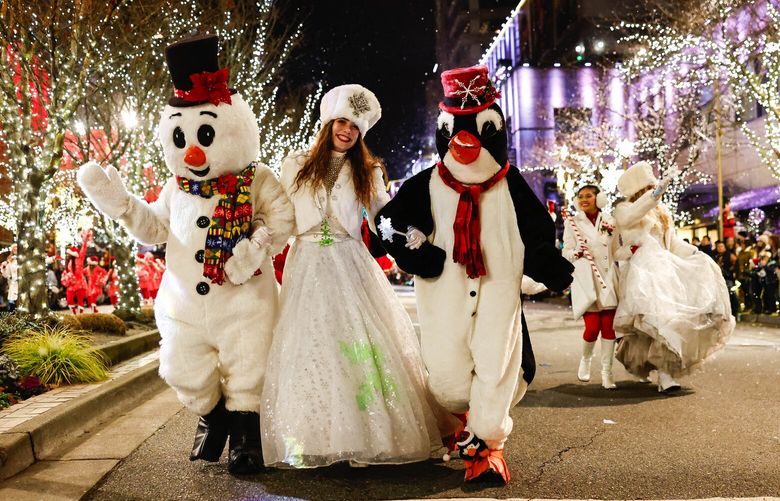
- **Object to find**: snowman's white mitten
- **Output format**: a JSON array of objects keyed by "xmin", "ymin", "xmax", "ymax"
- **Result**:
[
  {"xmin": 225, "ymin": 238, "xmax": 268, "ymax": 285},
  {"xmin": 77, "ymin": 162, "xmax": 131, "ymax": 219}
]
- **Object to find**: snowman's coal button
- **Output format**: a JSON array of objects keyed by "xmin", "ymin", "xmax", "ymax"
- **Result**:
[
  {"xmin": 469, "ymin": 291, "xmax": 477, "ymax": 297},
  {"xmin": 196, "ymin": 216, "xmax": 210, "ymax": 228},
  {"xmin": 195, "ymin": 250, "xmax": 204, "ymax": 263},
  {"xmin": 196, "ymin": 281, "xmax": 210, "ymax": 295}
]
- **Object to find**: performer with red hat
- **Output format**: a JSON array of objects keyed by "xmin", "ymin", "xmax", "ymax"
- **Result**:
[
  {"xmin": 85, "ymin": 255, "xmax": 108, "ymax": 313},
  {"xmin": 377, "ymin": 65, "xmax": 573, "ymax": 484},
  {"xmin": 61, "ymin": 232, "xmax": 91, "ymax": 314}
]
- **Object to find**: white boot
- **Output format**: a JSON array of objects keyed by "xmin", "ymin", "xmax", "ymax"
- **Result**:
[
  {"xmin": 577, "ymin": 341, "xmax": 596, "ymax": 382},
  {"xmin": 600, "ymin": 339, "xmax": 617, "ymax": 389},
  {"xmin": 657, "ymin": 370, "xmax": 681, "ymax": 393}
]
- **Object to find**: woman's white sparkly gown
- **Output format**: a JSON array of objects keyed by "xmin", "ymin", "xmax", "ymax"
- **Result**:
[{"xmin": 260, "ymin": 195, "xmax": 454, "ymax": 468}]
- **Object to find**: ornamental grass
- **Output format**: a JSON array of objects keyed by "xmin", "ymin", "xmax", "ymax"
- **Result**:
[{"xmin": 2, "ymin": 325, "xmax": 109, "ymax": 386}]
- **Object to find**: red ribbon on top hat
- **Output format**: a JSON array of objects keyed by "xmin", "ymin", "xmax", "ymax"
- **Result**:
[{"xmin": 174, "ymin": 68, "xmax": 232, "ymax": 105}]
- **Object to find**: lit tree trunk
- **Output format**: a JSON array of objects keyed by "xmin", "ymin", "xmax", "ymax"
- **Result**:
[{"xmin": 110, "ymin": 226, "xmax": 142, "ymax": 317}]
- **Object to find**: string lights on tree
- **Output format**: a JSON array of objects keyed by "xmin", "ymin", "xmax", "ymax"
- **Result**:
[{"xmin": 0, "ymin": 0, "xmax": 321, "ymax": 317}]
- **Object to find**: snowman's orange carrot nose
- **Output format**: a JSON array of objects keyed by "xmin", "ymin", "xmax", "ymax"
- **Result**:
[{"xmin": 184, "ymin": 145, "xmax": 206, "ymax": 167}]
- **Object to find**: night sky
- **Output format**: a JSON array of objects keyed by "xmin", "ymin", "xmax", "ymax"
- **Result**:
[{"xmin": 280, "ymin": 1, "xmax": 437, "ymax": 179}]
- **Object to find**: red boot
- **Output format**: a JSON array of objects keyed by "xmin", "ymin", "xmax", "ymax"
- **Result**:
[{"xmin": 457, "ymin": 433, "xmax": 510, "ymax": 485}]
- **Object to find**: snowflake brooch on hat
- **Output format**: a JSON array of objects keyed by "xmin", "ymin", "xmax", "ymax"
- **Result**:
[{"xmin": 348, "ymin": 91, "xmax": 371, "ymax": 117}]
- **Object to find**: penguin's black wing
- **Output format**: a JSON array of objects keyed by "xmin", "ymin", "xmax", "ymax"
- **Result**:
[
  {"xmin": 505, "ymin": 166, "xmax": 574, "ymax": 292},
  {"xmin": 375, "ymin": 167, "xmax": 446, "ymax": 278}
]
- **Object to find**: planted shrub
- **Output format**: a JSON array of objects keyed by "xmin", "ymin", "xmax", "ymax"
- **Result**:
[
  {"xmin": 66, "ymin": 313, "xmax": 127, "ymax": 336},
  {"xmin": 0, "ymin": 311, "xmax": 41, "ymax": 346},
  {"xmin": 3, "ymin": 326, "xmax": 109, "ymax": 386}
]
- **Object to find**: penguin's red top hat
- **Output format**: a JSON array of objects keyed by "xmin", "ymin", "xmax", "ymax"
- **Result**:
[
  {"xmin": 165, "ymin": 33, "xmax": 236, "ymax": 107},
  {"xmin": 439, "ymin": 65, "xmax": 501, "ymax": 115}
]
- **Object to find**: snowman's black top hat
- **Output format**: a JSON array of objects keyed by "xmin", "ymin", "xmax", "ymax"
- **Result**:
[{"xmin": 165, "ymin": 33, "xmax": 236, "ymax": 107}]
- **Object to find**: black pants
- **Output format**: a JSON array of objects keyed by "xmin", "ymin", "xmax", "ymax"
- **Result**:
[{"xmin": 764, "ymin": 283, "xmax": 778, "ymax": 314}]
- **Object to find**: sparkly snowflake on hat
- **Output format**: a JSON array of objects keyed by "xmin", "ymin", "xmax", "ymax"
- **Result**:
[
  {"xmin": 348, "ymin": 92, "xmax": 371, "ymax": 117},
  {"xmin": 452, "ymin": 75, "xmax": 487, "ymax": 109}
]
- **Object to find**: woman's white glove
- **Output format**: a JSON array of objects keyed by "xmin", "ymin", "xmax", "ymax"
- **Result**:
[
  {"xmin": 405, "ymin": 227, "xmax": 426, "ymax": 250},
  {"xmin": 652, "ymin": 176, "xmax": 673, "ymax": 200},
  {"xmin": 77, "ymin": 162, "xmax": 131, "ymax": 219}
]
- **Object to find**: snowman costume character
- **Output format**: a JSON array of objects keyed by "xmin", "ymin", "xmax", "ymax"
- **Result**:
[
  {"xmin": 376, "ymin": 66, "xmax": 573, "ymax": 484},
  {"xmin": 612, "ymin": 161, "xmax": 734, "ymax": 392},
  {"xmin": 77, "ymin": 34, "xmax": 294, "ymax": 474}
]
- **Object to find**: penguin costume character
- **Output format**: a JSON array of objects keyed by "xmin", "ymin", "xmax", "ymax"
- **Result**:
[
  {"xmin": 77, "ymin": 34, "xmax": 294, "ymax": 475},
  {"xmin": 376, "ymin": 65, "xmax": 573, "ymax": 484}
]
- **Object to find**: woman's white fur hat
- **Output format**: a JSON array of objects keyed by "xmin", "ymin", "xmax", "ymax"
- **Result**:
[
  {"xmin": 618, "ymin": 161, "xmax": 657, "ymax": 198},
  {"xmin": 320, "ymin": 84, "xmax": 381, "ymax": 137}
]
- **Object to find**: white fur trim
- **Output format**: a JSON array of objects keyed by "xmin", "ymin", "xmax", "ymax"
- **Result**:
[
  {"xmin": 596, "ymin": 191, "xmax": 608, "ymax": 209},
  {"xmin": 320, "ymin": 84, "xmax": 381, "ymax": 137},
  {"xmin": 618, "ymin": 161, "xmax": 656, "ymax": 198}
]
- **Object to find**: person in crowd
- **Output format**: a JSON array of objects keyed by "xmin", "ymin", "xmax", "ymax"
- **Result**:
[
  {"xmin": 691, "ymin": 236, "xmax": 701, "ymax": 247},
  {"xmin": 261, "ymin": 84, "xmax": 457, "ymax": 469},
  {"xmin": 0, "ymin": 244, "xmax": 19, "ymax": 312},
  {"xmin": 699, "ymin": 235, "xmax": 715, "ymax": 258},
  {"xmin": 45, "ymin": 256, "xmax": 64, "ymax": 310},
  {"xmin": 61, "ymin": 233, "xmax": 90, "ymax": 314},
  {"xmin": 562, "ymin": 185, "xmax": 619, "ymax": 389},
  {"xmin": 750, "ymin": 235, "xmax": 770, "ymax": 313},
  {"xmin": 714, "ymin": 240, "xmax": 739, "ymax": 317},
  {"xmin": 754, "ymin": 248, "xmax": 778, "ymax": 315},
  {"xmin": 722, "ymin": 201, "xmax": 736, "ymax": 239},
  {"xmin": 736, "ymin": 236, "xmax": 757, "ymax": 313}
]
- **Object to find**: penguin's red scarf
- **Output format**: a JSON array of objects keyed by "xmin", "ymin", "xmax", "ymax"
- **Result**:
[
  {"xmin": 437, "ymin": 161, "xmax": 510, "ymax": 279},
  {"xmin": 176, "ymin": 163, "xmax": 260, "ymax": 285}
]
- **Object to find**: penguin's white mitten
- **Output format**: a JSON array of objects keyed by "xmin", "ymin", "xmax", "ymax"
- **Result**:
[
  {"xmin": 405, "ymin": 227, "xmax": 426, "ymax": 250},
  {"xmin": 77, "ymin": 162, "xmax": 131, "ymax": 219},
  {"xmin": 225, "ymin": 239, "xmax": 268, "ymax": 285}
]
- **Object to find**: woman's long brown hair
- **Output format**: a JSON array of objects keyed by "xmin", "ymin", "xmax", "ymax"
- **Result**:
[{"xmin": 292, "ymin": 120, "xmax": 387, "ymax": 208}]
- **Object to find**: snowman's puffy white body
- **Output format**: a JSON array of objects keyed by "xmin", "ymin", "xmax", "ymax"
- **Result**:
[{"xmin": 80, "ymin": 95, "xmax": 294, "ymax": 415}]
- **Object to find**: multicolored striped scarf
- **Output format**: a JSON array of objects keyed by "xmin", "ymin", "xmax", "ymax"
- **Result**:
[
  {"xmin": 176, "ymin": 163, "xmax": 259, "ymax": 285},
  {"xmin": 437, "ymin": 161, "xmax": 510, "ymax": 279}
]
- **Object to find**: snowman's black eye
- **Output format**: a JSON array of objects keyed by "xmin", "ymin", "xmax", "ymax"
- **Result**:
[
  {"xmin": 197, "ymin": 124, "xmax": 215, "ymax": 147},
  {"xmin": 481, "ymin": 121, "xmax": 498, "ymax": 138},
  {"xmin": 173, "ymin": 127, "xmax": 186, "ymax": 149}
]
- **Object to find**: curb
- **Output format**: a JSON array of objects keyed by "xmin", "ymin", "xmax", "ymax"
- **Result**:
[
  {"xmin": 96, "ymin": 329, "xmax": 160, "ymax": 366},
  {"xmin": 0, "ymin": 359, "xmax": 164, "ymax": 480}
]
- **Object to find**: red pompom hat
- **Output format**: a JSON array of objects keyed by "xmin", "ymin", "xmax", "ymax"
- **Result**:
[{"xmin": 439, "ymin": 65, "xmax": 501, "ymax": 115}]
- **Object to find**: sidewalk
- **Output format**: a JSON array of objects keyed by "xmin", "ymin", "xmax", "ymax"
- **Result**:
[{"xmin": 0, "ymin": 329, "xmax": 163, "ymax": 481}]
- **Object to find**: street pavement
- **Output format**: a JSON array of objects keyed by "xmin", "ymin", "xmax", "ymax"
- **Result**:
[{"xmin": 84, "ymin": 298, "xmax": 780, "ymax": 500}]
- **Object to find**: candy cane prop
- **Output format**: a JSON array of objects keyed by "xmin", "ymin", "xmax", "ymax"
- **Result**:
[{"xmin": 561, "ymin": 207, "xmax": 607, "ymax": 290}]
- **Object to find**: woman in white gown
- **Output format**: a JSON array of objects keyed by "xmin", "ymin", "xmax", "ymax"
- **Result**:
[
  {"xmin": 261, "ymin": 84, "xmax": 457, "ymax": 468},
  {"xmin": 612, "ymin": 161, "xmax": 734, "ymax": 392}
]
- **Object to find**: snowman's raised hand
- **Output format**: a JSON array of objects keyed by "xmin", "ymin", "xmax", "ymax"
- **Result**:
[
  {"xmin": 405, "ymin": 227, "xmax": 426, "ymax": 250},
  {"xmin": 225, "ymin": 238, "xmax": 267, "ymax": 285},
  {"xmin": 77, "ymin": 162, "xmax": 131, "ymax": 219}
]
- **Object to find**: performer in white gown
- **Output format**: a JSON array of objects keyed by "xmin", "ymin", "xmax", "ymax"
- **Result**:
[
  {"xmin": 261, "ymin": 85, "xmax": 457, "ymax": 468},
  {"xmin": 612, "ymin": 162, "xmax": 734, "ymax": 392}
]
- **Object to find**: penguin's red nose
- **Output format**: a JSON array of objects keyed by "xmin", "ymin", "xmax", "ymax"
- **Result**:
[
  {"xmin": 448, "ymin": 130, "xmax": 482, "ymax": 165},
  {"xmin": 184, "ymin": 145, "xmax": 207, "ymax": 167}
]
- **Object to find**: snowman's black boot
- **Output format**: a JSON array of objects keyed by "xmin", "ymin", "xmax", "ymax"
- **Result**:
[
  {"xmin": 227, "ymin": 410, "xmax": 264, "ymax": 475},
  {"xmin": 189, "ymin": 397, "xmax": 229, "ymax": 462}
]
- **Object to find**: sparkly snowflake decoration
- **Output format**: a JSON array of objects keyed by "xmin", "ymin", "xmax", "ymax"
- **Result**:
[
  {"xmin": 378, "ymin": 216, "xmax": 397, "ymax": 242},
  {"xmin": 348, "ymin": 92, "xmax": 371, "ymax": 117},
  {"xmin": 452, "ymin": 75, "xmax": 487, "ymax": 109}
]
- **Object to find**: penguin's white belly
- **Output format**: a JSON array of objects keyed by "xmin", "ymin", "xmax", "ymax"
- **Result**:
[{"xmin": 415, "ymin": 174, "xmax": 525, "ymax": 337}]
